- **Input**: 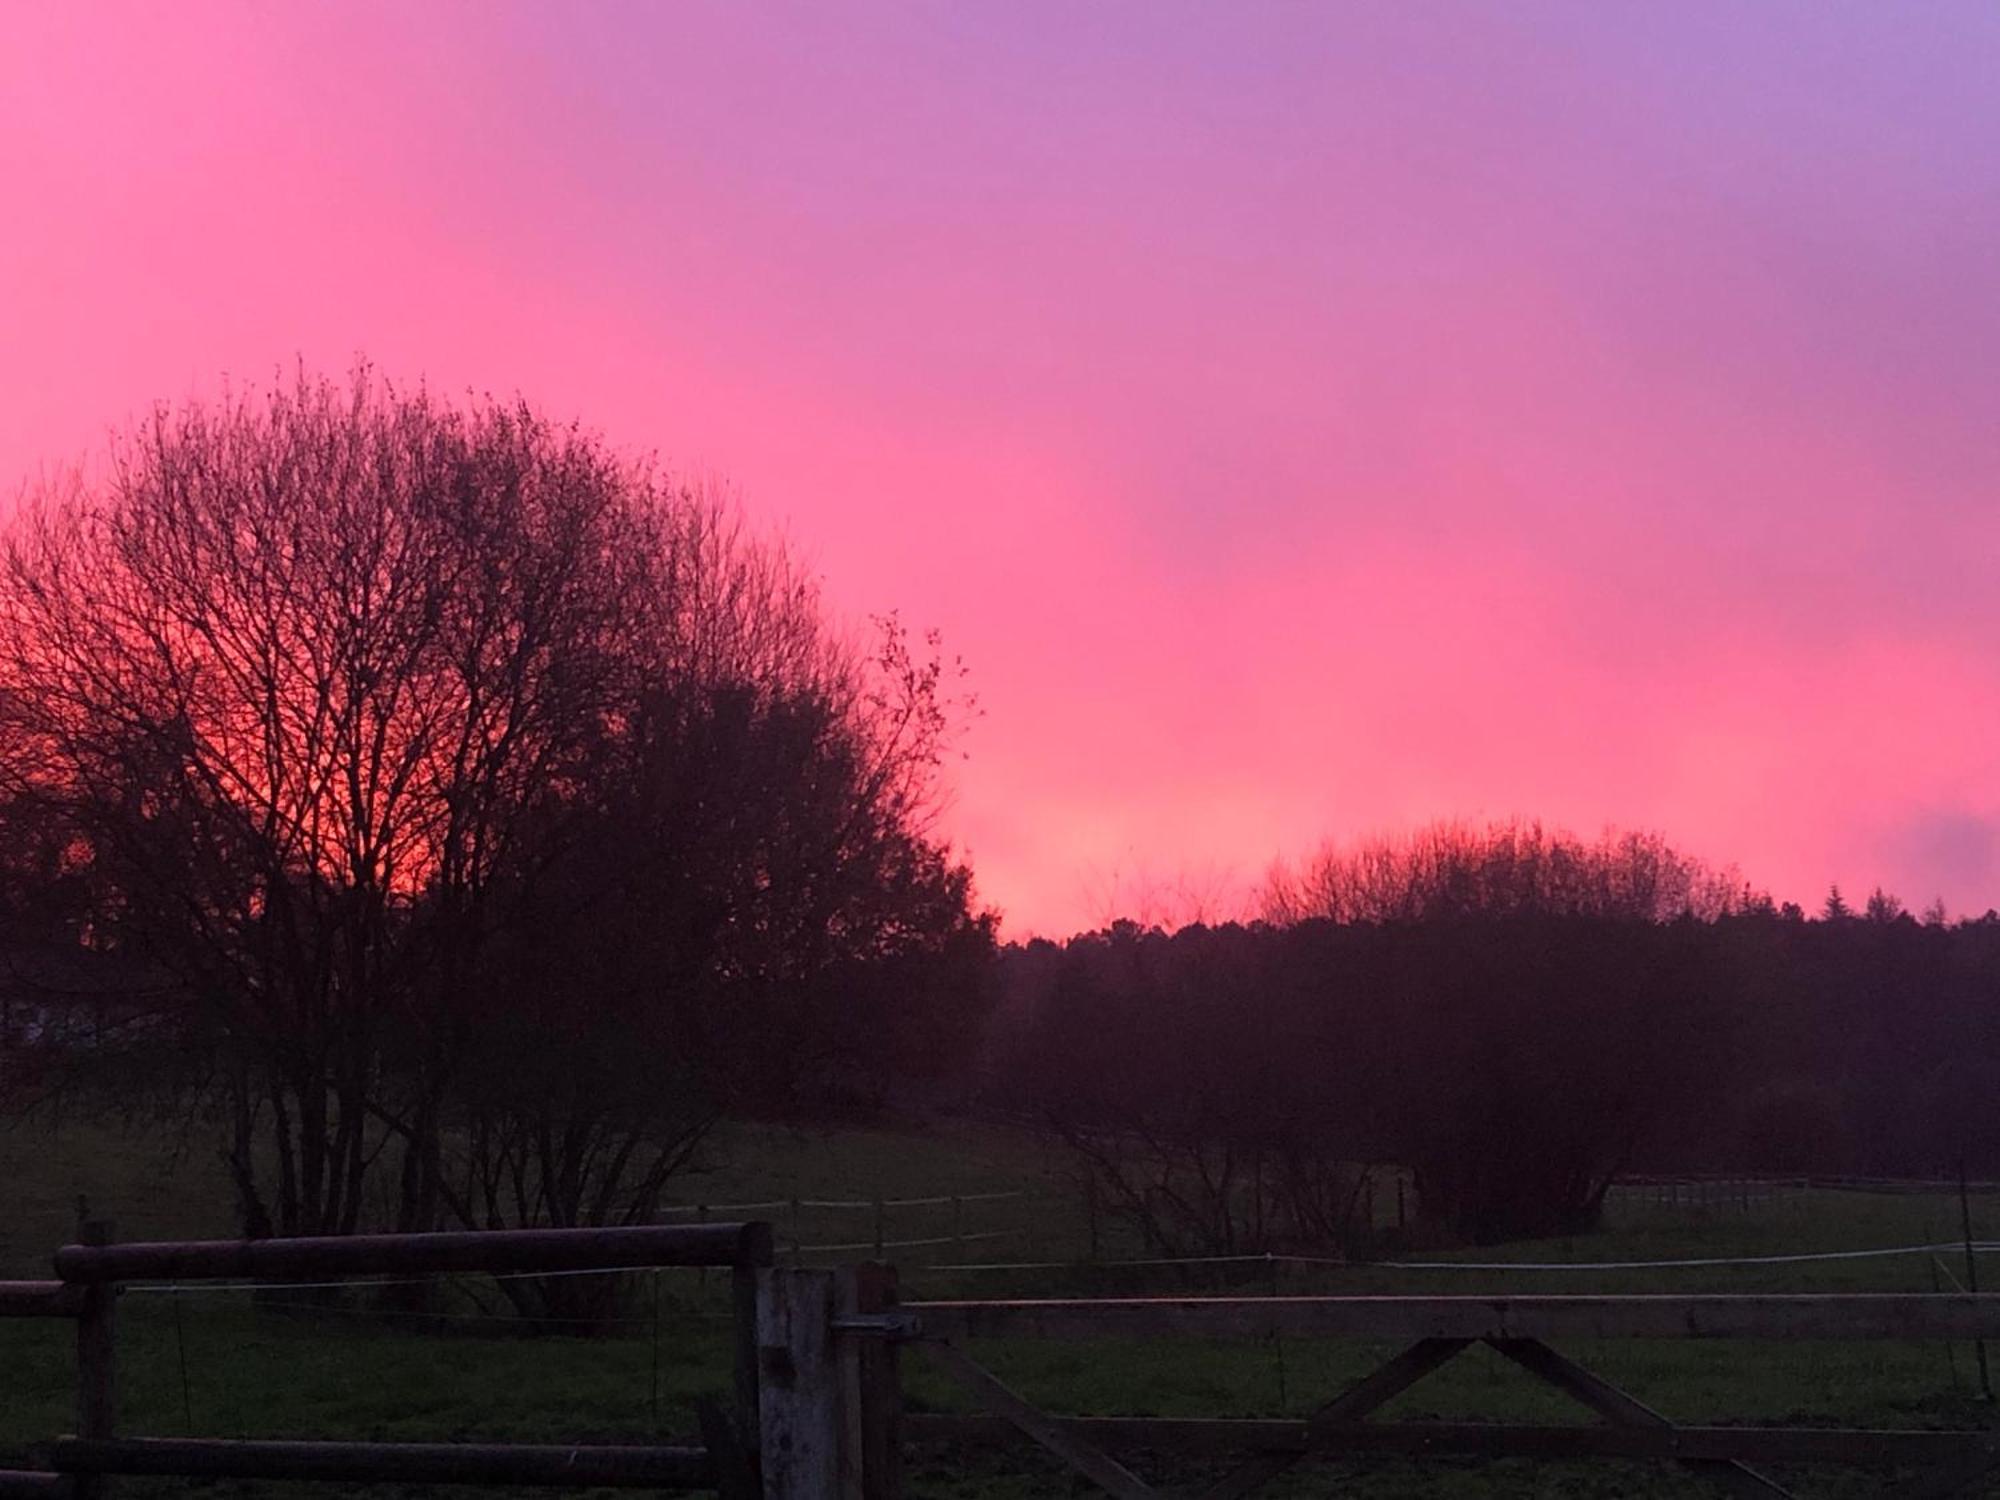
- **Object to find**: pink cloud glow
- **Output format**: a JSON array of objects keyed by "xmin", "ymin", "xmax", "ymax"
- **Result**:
[{"xmin": 4, "ymin": 4, "xmax": 1998, "ymax": 934}]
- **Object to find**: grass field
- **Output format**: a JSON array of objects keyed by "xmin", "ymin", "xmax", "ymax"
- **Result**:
[{"xmin": 5, "ymin": 1113, "xmax": 1999, "ymax": 1497}]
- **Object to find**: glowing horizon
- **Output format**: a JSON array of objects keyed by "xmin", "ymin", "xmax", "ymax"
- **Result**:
[{"xmin": 5, "ymin": 4, "xmax": 1998, "ymax": 936}]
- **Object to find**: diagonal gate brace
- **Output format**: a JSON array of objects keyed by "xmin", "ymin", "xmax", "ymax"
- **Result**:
[
  {"xmin": 921, "ymin": 1340, "xmax": 1160, "ymax": 1500},
  {"xmin": 1198, "ymin": 1337, "xmax": 1474, "ymax": 1500},
  {"xmin": 1485, "ymin": 1338, "xmax": 1795, "ymax": 1499}
]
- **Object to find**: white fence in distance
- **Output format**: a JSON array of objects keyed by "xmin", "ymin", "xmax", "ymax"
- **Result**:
[{"xmin": 658, "ymin": 1189, "xmax": 1040, "ymax": 1261}]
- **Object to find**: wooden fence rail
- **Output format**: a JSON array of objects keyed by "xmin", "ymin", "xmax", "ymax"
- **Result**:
[
  {"xmin": 901, "ymin": 1415, "xmax": 2000, "ymax": 1465},
  {"xmin": 53, "ymin": 1222, "xmax": 771, "ymax": 1283},
  {"xmin": 909, "ymin": 1291, "xmax": 2000, "ymax": 1343}
]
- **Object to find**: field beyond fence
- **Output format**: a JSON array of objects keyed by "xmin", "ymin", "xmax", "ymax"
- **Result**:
[{"xmin": 9, "ymin": 1118, "xmax": 2000, "ymax": 1498}]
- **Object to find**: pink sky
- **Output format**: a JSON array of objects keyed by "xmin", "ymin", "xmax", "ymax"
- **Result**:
[{"xmin": 5, "ymin": 4, "xmax": 1999, "ymax": 935}]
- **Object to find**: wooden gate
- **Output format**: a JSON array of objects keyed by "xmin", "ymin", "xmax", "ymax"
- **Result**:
[{"xmin": 771, "ymin": 1277, "xmax": 2000, "ymax": 1499}]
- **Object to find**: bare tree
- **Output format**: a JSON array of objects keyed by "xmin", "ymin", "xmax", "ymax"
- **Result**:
[
  {"xmin": 0, "ymin": 368, "xmax": 992, "ymax": 1262},
  {"xmin": 1078, "ymin": 856, "xmax": 1244, "ymax": 934},
  {"xmin": 1262, "ymin": 819, "xmax": 1747, "ymax": 926},
  {"xmin": 0, "ymin": 371, "xmax": 661, "ymax": 1235}
]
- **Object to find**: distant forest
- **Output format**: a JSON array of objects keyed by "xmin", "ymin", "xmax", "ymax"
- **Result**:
[{"xmin": 986, "ymin": 823, "xmax": 2000, "ymax": 1247}]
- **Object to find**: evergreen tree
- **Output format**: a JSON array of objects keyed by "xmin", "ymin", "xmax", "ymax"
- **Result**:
[{"xmin": 1865, "ymin": 887, "xmax": 1906, "ymax": 923}]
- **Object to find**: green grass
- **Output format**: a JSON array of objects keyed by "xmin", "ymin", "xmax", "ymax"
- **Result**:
[{"xmin": 6, "ymin": 1114, "xmax": 2000, "ymax": 1496}]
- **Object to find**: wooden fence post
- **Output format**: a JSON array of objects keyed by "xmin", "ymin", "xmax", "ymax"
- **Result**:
[
  {"xmin": 74, "ymin": 1218, "xmax": 117, "ymax": 1500},
  {"xmin": 1958, "ymin": 1160, "xmax": 1992, "ymax": 1401},
  {"xmin": 853, "ymin": 1264, "xmax": 903, "ymax": 1500},
  {"xmin": 733, "ymin": 1261, "xmax": 762, "ymax": 1470},
  {"xmin": 757, "ymin": 1267, "xmax": 858, "ymax": 1500}
]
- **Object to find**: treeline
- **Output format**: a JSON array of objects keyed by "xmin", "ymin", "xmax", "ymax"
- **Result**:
[
  {"xmin": 991, "ymin": 823, "xmax": 2000, "ymax": 1249},
  {"xmin": 3, "ymin": 369, "xmax": 1995, "ymax": 1276},
  {"xmin": 0, "ymin": 370, "xmax": 994, "ymax": 1311}
]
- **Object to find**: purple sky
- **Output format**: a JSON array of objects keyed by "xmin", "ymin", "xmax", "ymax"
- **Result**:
[{"xmin": 4, "ymin": 3, "xmax": 1999, "ymax": 933}]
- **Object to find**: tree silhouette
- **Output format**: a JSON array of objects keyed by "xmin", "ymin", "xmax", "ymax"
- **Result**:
[
  {"xmin": 0, "ymin": 367, "xmax": 990, "ymax": 1255},
  {"xmin": 1865, "ymin": 886, "xmax": 1907, "ymax": 923}
]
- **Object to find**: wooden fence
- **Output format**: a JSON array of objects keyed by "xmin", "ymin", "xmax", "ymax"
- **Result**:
[
  {"xmin": 0, "ymin": 1219, "xmax": 772, "ymax": 1499},
  {"xmin": 13, "ymin": 1227, "xmax": 2000, "ymax": 1498},
  {"xmin": 1606, "ymin": 1175, "xmax": 2000, "ymax": 1210},
  {"xmin": 1605, "ymin": 1177, "xmax": 1808, "ymax": 1213}
]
